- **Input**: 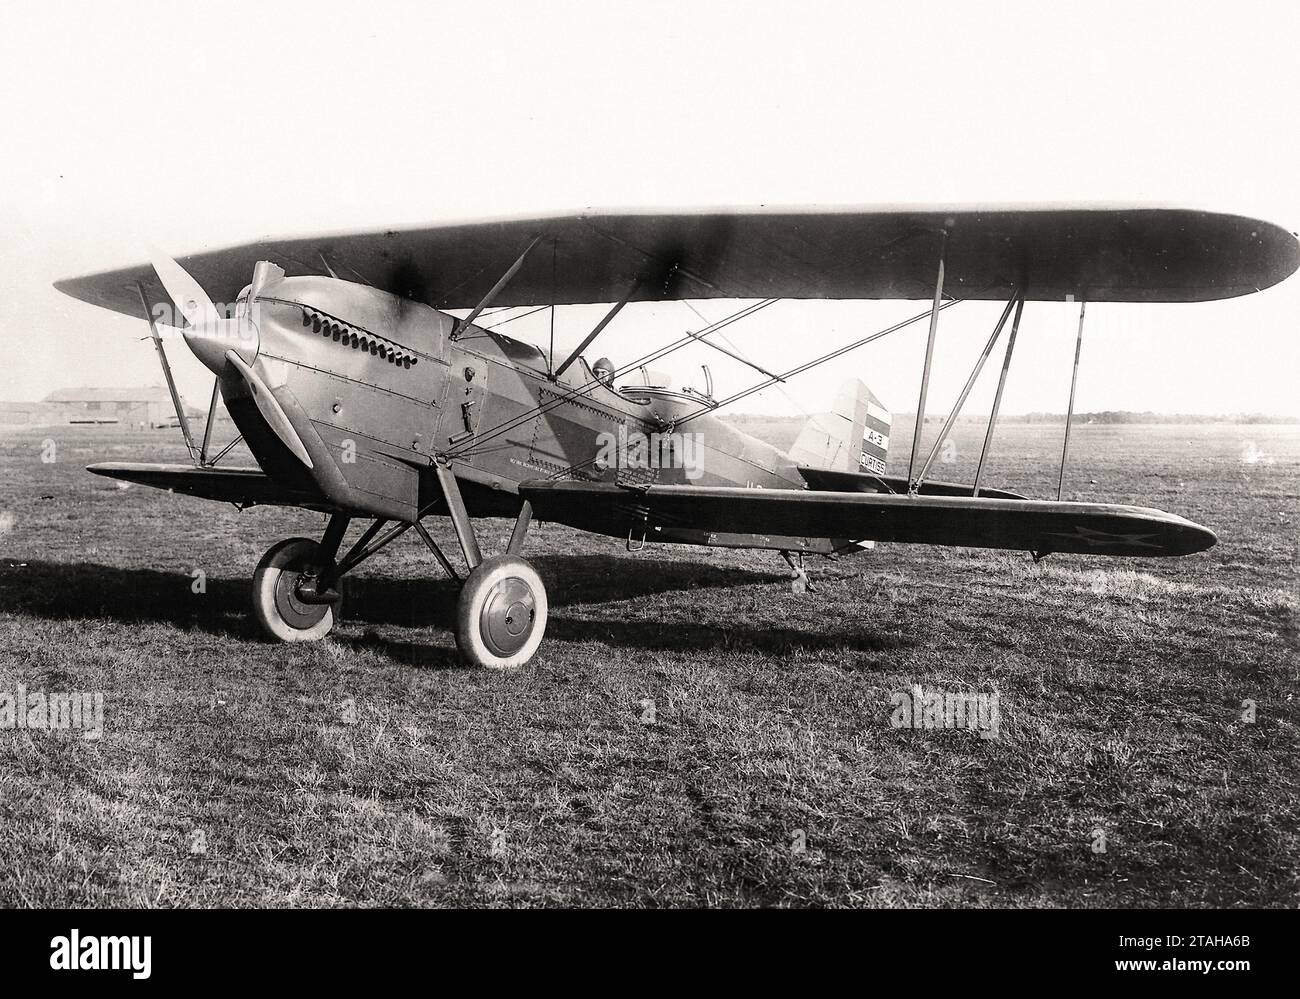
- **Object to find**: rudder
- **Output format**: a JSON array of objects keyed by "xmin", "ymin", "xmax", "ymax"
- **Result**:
[{"xmin": 789, "ymin": 378, "xmax": 891, "ymax": 475}]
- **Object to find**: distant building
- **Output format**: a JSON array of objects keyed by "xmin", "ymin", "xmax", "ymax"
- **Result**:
[
  {"xmin": 41, "ymin": 385, "xmax": 206, "ymax": 427},
  {"xmin": 0, "ymin": 400, "xmax": 57, "ymax": 427},
  {"xmin": 0, "ymin": 386, "xmax": 206, "ymax": 428}
]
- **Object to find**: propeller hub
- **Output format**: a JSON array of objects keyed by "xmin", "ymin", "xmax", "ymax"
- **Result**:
[
  {"xmin": 148, "ymin": 251, "xmax": 273, "ymax": 374},
  {"xmin": 183, "ymin": 316, "xmax": 258, "ymax": 374}
]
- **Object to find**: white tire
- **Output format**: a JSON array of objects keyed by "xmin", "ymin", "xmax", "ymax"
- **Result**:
[
  {"xmin": 455, "ymin": 555, "xmax": 548, "ymax": 668},
  {"xmin": 252, "ymin": 537, "xmax": 338, "ymax": 642}
]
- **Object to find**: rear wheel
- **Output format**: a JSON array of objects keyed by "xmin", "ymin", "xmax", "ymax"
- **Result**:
[
  {"xmin": 252, "ymin": 538, "xmax": 339, "ymax": 642},
  {"xmin": 455, "ymin": 555, "xmax": 547, "ymax": 668}
]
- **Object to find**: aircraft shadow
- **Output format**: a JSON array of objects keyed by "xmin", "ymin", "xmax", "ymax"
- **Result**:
[
  {"xmin": 0, "ymin": 555, "xmax": 907, "ymax": 661},
  {"xmin": 0, "ymin": 559, "xmax": 261, "ymax": 641}
]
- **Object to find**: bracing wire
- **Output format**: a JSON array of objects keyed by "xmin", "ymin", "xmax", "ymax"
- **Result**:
[
  {"xmin": 543, "ymin": 297, "xmax": 969, "ymax": 480},
  {"xmin": 447, "ymin": 298, "xmax": 780, "ymax": 459}
]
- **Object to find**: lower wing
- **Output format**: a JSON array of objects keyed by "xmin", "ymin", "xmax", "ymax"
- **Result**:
[
  {"xmin": 87, "ymin": 462, "xmax": 326, "ymax": 509},
  {"xmin": 518, "ymin": 481, "xmax": 1216, "ymax": 557}
]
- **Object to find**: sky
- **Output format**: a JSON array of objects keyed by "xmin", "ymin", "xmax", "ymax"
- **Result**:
[{"xmin": 0, "ymin": 0, "xmax": 1296, "ymax": 419}]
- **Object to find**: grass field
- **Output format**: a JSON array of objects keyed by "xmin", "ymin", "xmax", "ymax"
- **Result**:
[{"xmin": 0, "ymin": 420, "xmax": 1296, "ymax": 907}]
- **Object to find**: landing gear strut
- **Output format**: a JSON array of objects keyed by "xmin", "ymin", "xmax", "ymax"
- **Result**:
[
  {"xmin": 250, "ymin": 468, "xmax": 549, "ymax": 669},
  {"xmin": 436, "ymin": 465, "xmax": 547, "ymax": 668}
]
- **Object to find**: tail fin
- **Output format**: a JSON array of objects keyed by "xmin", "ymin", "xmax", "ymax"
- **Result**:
[{"xmin": 789, "ymin": 379, "xmax": 891, "ymax": 475}]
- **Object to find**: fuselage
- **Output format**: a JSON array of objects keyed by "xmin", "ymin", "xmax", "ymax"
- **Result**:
[{"xmin": 224, "ymin": 272, "xmax": 804, "ymax": 527}]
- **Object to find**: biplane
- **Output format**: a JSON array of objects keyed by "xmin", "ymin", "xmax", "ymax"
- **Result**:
[{"xmin": 54, "ymin": 205, "xmax": 1299, "ymax": 667}]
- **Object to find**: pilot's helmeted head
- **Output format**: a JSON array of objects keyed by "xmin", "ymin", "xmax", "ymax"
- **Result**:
[{"xmin": 593, "ymin": 357, "xmax": 615, "ymax": 385}]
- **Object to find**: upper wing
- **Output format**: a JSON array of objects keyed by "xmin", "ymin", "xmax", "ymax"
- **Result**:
[
  {"xmin": 517, "ymin": 480, "xmax": 1217, "ymax": 557},
  {"xmin": 88, "ymin": 462, "xmax": 326, "ymax": 508},
  {"xmin": 55, "ymin": 204, "xmax": 1298, "ymax": 318}
]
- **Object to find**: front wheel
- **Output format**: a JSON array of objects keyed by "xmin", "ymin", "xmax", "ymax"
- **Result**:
[
  {"xmin": 252, "ymin": 538, "xmax": 339, "ymax": 642},
  {"xmin": 455, "ymin": 555, "xmax": 548, "ymax": 668}
]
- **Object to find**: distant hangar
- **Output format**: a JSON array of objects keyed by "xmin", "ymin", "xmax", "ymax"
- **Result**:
[{"xmin": 0, "ymin": 386, "xmax": 206, "ymax": 428}]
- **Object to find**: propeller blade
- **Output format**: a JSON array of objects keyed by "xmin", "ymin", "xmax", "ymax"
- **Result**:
[
  {"xmin": 224, "ymin": 350, "xmax": 313, "ymax": 469},
  {"xmin": 147, "ymin": 250, "xmax": 261, "ymax": 372},
  {"xmin": 148, "ymin": 248, "xmax": 224, "ymax": 329}
]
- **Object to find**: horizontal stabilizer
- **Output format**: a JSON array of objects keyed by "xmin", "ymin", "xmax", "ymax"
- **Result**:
[{"xmin": 797, "ymin": 465, "xmax": 1027, "ymax": 500}]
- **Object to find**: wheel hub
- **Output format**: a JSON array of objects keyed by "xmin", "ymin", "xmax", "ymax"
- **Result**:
[
  {"xmin": 480, "ymin": 576, "xmax": 536, "ymax": 656},
  {"xmin": 277, "ymin": 568, "xmax": 330, "ymax": 630}
]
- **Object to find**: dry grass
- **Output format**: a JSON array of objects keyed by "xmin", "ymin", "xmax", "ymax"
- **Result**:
[{"xmin": 0, "ymin": 422, "xmax": 1296, "ymax": 907}]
